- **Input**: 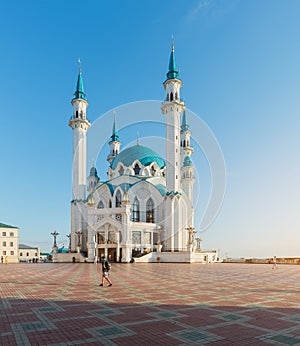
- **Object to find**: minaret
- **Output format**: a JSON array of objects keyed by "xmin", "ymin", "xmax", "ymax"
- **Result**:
[
  {"xmin": 88, "ymin": 166, "xmax": 99, "ymax": 192},
  {"xmin": 161, "ymin": 40, "xmax": 186, "ymax": 252},
  {"xmin": 180, "ymin": 110, "xmax": 195, "ymax": 200},
  {"xmin": 69, "ymin": 61, "xmax": 91, "ymax": 252},
  {"xmin": 107, "ymin": 112, "xmax": 121, "ymax": 163},
  {"xmin": 161, "ymin": 39, "xmax": 185, "ymax": 193},
  {"xmin": 180, "ymin": 110, "xmax": 194, "ymax": 165}
]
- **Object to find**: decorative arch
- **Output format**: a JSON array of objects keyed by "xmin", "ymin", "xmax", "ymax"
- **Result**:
[
  {"xmin": 131, "ymin": 197, "xmax": 140, "ymax": 222},
  {"xmin": 98, "ymin": 200, "xmax": 104, "ymax": 209},
  {"xmin": 146, "ymin": 198, "xmax": 154, "ymax": 223},
  {"xmin": 150, "ymin": 165, "xmax": 156, "ymax": 176},
  {"xmin": 134, "ymin": 163, "xmax": 140, "ymax": 175},
  {"xmin": 115, "ymin": 190, "xmax": 122, "ymax": 207},
  {"xmin": 118, "ymin": 165, "xmax": 124, "ymax": 176}
]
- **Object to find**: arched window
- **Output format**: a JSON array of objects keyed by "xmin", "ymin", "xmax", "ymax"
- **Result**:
[
  {"xmin": 134, "ymin": 163, "xmax": 140, "ymax": 175},
  {"xmin": 146, "ymin": 198, "xmax": 154, "ymax": 223},
  {"xmin": 166, "ymin": 93, "xmax": 169, "ymax": 101},
  {"xmin": 175, "ymin": 92, "xmax": 178, "ymax": 100},
  {"xmin": 118, "ymin": 166, "xmax": 124, "ymax": 175},
  {"xmin": 75, "ymin": 110, "xmax": 78, "ymax": 118},
  {"xmin": 109, "ymin": 199, "xmax": 112, "ymax": 208},
  {"xmin": 150, "ymin": 165, "xmax": 156, "ymax": 176},
  {"xmin": 131, "ymin": 197, "xmax": 140, "ymax": 222},
  {"xmin": 170, "ymin": 92, "xmax": 173, "ymax": 101},
  {"xmin": 115, "ymin": 190, "xmax": 122, "ymax": 207},
  {"xmin": 98, "ymin": 200, "xmax": 104, "ymax": 209}
]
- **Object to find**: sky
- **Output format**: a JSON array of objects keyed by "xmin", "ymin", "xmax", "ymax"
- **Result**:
[{"xmin": 1, "ymin": 0, "xmax": 299, "ymax": 258}]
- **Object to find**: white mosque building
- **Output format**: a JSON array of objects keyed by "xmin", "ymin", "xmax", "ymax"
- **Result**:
[{"xmin": 53, "ymin": 42, "xmax": 217, "ymax": 263}]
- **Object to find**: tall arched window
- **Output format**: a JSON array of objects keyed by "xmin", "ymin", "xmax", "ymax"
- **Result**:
[
  {"xmin": 134, "ymin": 163, "xmax": 140, "ymax": 175},
  {"xmin": 131, "ymin": 197, "xmax": 140, "ymax": 222},
  {"xmin": 170, "ymin": 92, "xmax": 173, "ymax": 101},
  {"xmin": 118, "ymin": 166, "xmax": 124, "ymax": 175},
  {"xmin": 146, "ymin": 198, "xmax": 154, "ymax": 223},
  {"xmin": 115, "ymin": 190, "xmax": 122, "ymax": 207},
  {"xmin": 150, "ymin": 165, "xmax": 156, "ymax": 176},
  {"xmin": 98, "ymin": 200, "xmax": 104, "ymax": 209}
]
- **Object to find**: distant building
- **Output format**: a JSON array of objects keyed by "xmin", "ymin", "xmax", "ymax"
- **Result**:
[
  {"xmin": 0, "ymin": 223, "xmax": 19, "ymax": 263},
  {"xmin": 19, "ymin": 244, "xmax": 40, "ymax": 262}
]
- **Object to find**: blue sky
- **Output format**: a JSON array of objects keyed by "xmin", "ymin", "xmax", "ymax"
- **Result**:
[{"xmin": 1, "ymin": 0, "xmax": 299, "ymax": 257}]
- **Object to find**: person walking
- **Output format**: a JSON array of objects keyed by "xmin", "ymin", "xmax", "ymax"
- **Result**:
[
  {"xmin": 100, "ymin": 255, "xmax": 112, "ymax": 287},
  {"xmin": 272, "ymin": 256, "xmax": 278, "ymax": 269}
]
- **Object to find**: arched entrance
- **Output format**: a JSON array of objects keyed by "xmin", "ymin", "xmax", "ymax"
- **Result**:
[{"xmin": 95, "ymin": 221, "xmax": 122, "ymax": 262}]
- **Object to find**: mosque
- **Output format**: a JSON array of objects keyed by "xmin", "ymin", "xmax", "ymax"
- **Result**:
[{"xmin": 52, "ymin": 42, "xmax": 218, "ymax": 263}]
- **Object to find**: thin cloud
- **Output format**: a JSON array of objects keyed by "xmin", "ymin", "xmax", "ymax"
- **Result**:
[
  {"xmin": 185, "ymin": 0, "xmax": 239, "ymax": 23},
  {"xmin": 186, "ymin": 0, "xmax": 213, "ymax": 21}
]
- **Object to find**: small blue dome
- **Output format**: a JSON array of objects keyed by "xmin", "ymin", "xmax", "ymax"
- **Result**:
[
  {"xmin": 111, "ymin": 145, "xmax": 165, "ymax": 170},
  {"xmin": 57, "ymin": 247, "xmax": 69, "ymax": 253},
  {"xmin": 183, "ymin": 156, "xmax": 193, "ymax": 167},
  {"xmin": 89, "ymin": 166, "xmax": 98, "ymax": 177}
]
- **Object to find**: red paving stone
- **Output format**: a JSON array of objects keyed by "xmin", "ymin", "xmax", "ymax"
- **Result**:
[{"xmin": 1, "ymin": 262, "xmax": 300, "ymax": 345}]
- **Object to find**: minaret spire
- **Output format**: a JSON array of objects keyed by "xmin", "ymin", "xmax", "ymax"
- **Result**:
[
  {"xmin": 181, "ymin": 110, "xmax": 189, "ymax": 131},
  {"xmin": 73, "ymin": 58, "xmax": 86, "ymax": 100},
  {"xmin": 107, "ymin": 111, "xmax": 121, "ymax": 164},
  {"xmin": 167, "ymin": 38, "xmax": 179, "ymax": 80},
  {"xmin": 111, "ymin": 111, "xmax": 120, "ymax": 142}
]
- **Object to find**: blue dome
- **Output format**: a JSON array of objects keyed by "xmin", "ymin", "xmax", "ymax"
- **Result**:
[
  {"xmin": 111, "ymin": 145, "xmax": 165, "ymax": 170},
  {"xmin": 57, "ymin": 247, "xmax": 69, "ymax": 253},
  {"xmin": 89, "ymin": 166, "xmax": 98, "ymax": 177},
  {"xmin": 183, "ymin": 156, "xmax": 193, "ymax": 167}
]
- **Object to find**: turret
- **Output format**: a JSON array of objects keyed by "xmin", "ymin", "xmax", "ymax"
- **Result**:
[
  {"xmin": 180, "ymin": 110, "xmax": 194, "ymax": 166},
  {"xmin": 107, "ymin": 112, "xmax": 121, "ymax": 163},
  {"xmin": 88, "ymin": 166, "xmax": 99, "ymax": 191}
]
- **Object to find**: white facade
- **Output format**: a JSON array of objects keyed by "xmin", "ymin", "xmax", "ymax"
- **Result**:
[
  {"xmin": 19, "ymin": 244, "xmax": 40, "ymax": 262},
  {"xmin": 64, "ymin": 43, "xmax": 217, "ymax": 263},
  {"xmin": 0, "ymin": 223, "xmax": 19, "ymax": 263}
]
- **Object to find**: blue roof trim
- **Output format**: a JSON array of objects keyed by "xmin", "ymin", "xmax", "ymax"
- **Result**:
[
  {"xmin": 183, "ymin": 156, "xmax": 193, "ymax": 167},
  {"xmin": 110, "ymin": 145, "xmax": 165, "ymax": 170}
]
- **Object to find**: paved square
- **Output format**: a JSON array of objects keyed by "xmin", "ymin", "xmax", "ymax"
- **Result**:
[{"xmin": 1, "ymin": 263, "xmax": 300, "ymax": 345}]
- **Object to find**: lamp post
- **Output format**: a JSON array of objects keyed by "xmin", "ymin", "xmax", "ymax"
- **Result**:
[
  {"xmin": 186, "ymin": 226, "xmax": 196, "ymax": 254},
  {"xmin": 195, "ymin": 236, "xmax": 202, "ymax": 251},
  {"xmin": 186, "ymin": 227, "xmax": 196, "ymax": 245},
  {"xmin": 51, "ymin": 230, "xmax": 59, "ymax": 248},
  {"xmin": 75, "ymin": 231, "xmax": 83, "ymax": 247}
]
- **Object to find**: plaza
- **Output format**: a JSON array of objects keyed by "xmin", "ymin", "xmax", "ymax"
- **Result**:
[{"xmin": 1, "ymin": 263, "xmax": 300, "ymax": 345}]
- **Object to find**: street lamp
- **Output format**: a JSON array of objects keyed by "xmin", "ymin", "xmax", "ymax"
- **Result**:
[
  {"xmin": 75, "ymin": 231, "xmax": 83, "ymax": 247},
  {"xmin": 51, "ymin": 230, "xmax": 59, "ymax": 248}
]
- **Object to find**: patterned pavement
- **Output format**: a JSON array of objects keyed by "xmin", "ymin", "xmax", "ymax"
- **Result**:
[{"xmin": 1, "ymin": 262, "xmax": 300, "ymax": 345}]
